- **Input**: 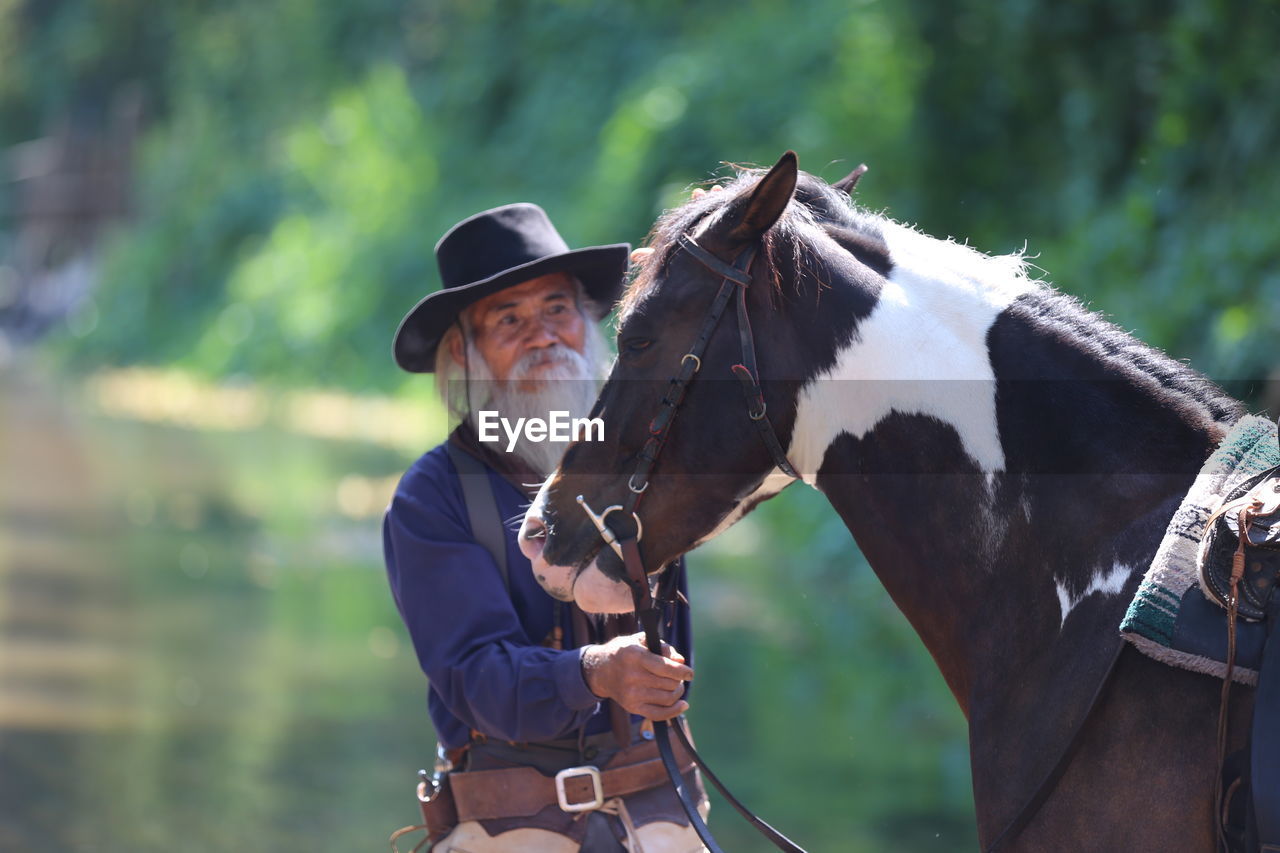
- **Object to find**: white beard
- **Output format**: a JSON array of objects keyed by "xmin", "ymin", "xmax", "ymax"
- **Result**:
[{"xmin": 464, "ymin": 342, "xmax": 600, "ymax": 478}]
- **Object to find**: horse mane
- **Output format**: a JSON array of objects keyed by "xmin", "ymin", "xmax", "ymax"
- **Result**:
[
  {"xmin": 624, "ymin": 167, "xmax": 1241, "ymax": 425},
  {"xmin": 621, "ymin": 168, "xmax": 820, "ymax": 319},
  {"xmin": 1002, "ymin": 287, "xmax": 1243, "ymax": 424}
]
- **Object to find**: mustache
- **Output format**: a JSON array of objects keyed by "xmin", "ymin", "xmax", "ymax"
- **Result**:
[{"xmin": 509, "ymin": 345, "xmax": 586, "ymax": 380}]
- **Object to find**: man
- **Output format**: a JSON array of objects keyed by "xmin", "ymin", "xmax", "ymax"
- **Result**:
[{"xmin": 383, "ymin": 203, "xmax": 706, "ymax": 852}]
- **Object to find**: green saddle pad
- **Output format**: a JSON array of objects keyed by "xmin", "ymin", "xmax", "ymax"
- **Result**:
[{"xmin": 1120, "ymin": 415, "xmax": 1280, "ymax": 685}]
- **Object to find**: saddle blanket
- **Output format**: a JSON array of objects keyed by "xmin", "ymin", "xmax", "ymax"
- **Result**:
[{"xmin": 1120, "ymin": 414, "xmax": 1280, "ymax": 685}]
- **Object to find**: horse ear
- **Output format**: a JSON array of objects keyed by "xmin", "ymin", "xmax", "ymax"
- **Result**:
[
  {"xmin": 727, "ymin": 150, "xmax": 799, "ymax": 242},
  {"xmin": 831, "ymin": 163, "xmax": 868, "ymax": 196}
]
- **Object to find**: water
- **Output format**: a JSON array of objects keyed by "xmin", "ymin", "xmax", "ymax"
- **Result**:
[{"xmin": 0, "ymin": 366, "xmax": 976, "ymax": 852}]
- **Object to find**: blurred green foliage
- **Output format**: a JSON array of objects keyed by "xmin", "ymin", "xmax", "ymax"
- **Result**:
[
  {"xmin": 5, "ymin": 4, "xmax": 1276, "ymax": 847},
  {"xmin": 4, "ymin": 0, "xmax": 1276, "ymax": 389}
]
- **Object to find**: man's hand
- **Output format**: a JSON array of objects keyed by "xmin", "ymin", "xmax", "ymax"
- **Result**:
[{"xmin": 581, "ymin": 632, "xmax": 693, "ymax": 720}]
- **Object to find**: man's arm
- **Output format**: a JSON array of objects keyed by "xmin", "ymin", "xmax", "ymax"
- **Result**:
[{"xmin": 384, "ymin": 483, "xmax": 601, "ymax": 743}]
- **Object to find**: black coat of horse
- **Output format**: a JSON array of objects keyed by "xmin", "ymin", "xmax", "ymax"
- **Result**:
[{"xmin": 518, "ymin": 152, "xmax": 1254, "ymax": 851}]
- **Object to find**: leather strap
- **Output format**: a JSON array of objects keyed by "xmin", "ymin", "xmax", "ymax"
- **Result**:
[
  {"xmin": 667, "ymin": 715, "xmax": 804, "ymax": 852},
  {"xmin": 626, "ymin": 260, "xmax": 742, "ymax": 498},
  {"xmin": 731, "ymin": 277, "xmax": 800, "ymax": 479},
  {"xmin": 618, "ymin": 530, "xmax": 807, "ymax": 853},
  {"xmin": 446, "ymin": 439, "xmax": 509, "ymax": 593},
  {"xmin": 984, "ymin": 641, "xmax": 1126, "ymax": 852},
  {"xmin": 678, "ymin": 235, "xmax": 754, "ymax": 286},
  {"xmin": 681, "ymin": 236, "xmax": 799, "ymax": 479},
  {"xmin": 449, "ymin": 742, "xmax": 696, "ymax": 822},
  {"xmin": 577, "ymin": 232, "xmax": 809, "ymax": 852},
  {"xmin": 1251, "ymin": 598, "xmax": 1280, "ymax": 850},
  {"xmin": 625, "ymin": 236, "xmax": 798, "ymax": 504},
  {"xmin": 1242, "ymin": 418, "xmax": 1280, "ymax": 850}
]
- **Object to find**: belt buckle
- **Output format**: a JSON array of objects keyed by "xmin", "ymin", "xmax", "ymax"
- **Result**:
[{"xmin": 555, "ymin": 765, "xmax": 603, "ymax": 812}]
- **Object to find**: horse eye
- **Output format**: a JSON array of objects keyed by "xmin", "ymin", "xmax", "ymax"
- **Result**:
[{"xmin": 622, "ymin": 338, "xmax": 652, "ymax": 356}]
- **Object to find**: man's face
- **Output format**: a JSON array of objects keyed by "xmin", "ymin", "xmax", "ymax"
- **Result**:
[{"xmin": 458, "ymin": 273, "xmax": 586, "ymax": 383}]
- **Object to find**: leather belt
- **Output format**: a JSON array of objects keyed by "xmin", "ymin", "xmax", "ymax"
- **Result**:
[{"xmin": 449, "ymin": 740, "xmax": 696, "ymax": 822}]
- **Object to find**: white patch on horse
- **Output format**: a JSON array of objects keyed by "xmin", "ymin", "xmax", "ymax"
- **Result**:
[
  {"xmin": 789, "ymin": 219, "xmax": 1037, "ymax": 486},
  {"xmin": 1055, "ymin": 561, "xmax": 1134, "ymax": 627},
  {"xmin": 692, "ymin": 467, "xmax": 793, "ymax": 548}
]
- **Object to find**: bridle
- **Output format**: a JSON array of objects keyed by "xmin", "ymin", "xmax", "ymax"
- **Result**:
[
  {"xmin": 576, "ymin": 233, "xmax": 805, "ymax": 853},
  {"xmin": 577, "ymin": 234, "xmax": 800, "ymax": 565}
]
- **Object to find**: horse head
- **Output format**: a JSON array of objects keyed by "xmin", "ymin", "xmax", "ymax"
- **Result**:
[{"xmin": 518, "ymin": 152, "xmax": 885, "ymax": 612}]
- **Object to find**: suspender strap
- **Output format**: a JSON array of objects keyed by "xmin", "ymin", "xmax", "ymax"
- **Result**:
[{"xmin": 446, "ymin": 440, "xmax": 510, "ymax": 593}]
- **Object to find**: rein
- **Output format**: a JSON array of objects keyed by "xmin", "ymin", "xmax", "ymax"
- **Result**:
[{"xmin": 577, "ymin": 234, "xmax": 803, "ymax": 853}]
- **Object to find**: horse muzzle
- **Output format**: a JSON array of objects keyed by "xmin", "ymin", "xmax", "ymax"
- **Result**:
[
  {"xmin": 518, "ymin": 513, "xmax": 635, "ymax": 613},
  {"xmin": 517, "ymin": 514, "xmax": 573, "ymax": 601}
]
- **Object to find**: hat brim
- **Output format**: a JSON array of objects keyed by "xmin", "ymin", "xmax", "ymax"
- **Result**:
[{"xmin": 393, "ymin": 243, "xmax": 629, "ymax": 373}]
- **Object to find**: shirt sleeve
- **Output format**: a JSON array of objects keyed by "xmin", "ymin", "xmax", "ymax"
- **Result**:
[{"xmin": 383, "ymin": 470, "xmax": 600, "ymax": 743}]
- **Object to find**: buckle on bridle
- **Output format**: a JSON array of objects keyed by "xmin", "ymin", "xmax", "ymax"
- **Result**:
[
  {"xmin": 576, "ymin": 495, "xmax": 643, "ymax": 559},
  {"xmin": 555, "ymin": 765, "xmax": 604, "ymax": 812}
]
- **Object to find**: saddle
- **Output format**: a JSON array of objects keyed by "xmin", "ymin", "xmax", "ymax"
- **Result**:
[
  {"xmin": 1201, "ymin": 466, "xmax": 1280, "ymax": 621},
  {"xmin": 1198, "ymin": 455, "xmax": 1280, "ymax": 853}
]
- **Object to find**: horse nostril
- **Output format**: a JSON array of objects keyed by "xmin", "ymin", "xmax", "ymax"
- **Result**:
[{"xmin": 519, "ymin": 515, "xmax": 548, "ymax": 562}]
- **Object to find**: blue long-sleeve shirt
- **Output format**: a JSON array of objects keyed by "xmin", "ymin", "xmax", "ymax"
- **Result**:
[{"xmin": 382, "ymin": 439, "xmax": 693, "ymax": 749}]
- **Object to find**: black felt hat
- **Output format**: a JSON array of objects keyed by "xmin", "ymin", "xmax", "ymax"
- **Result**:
[{"xmin": 393, "ymin": 203, "xmax": 629, "ymax": 373}]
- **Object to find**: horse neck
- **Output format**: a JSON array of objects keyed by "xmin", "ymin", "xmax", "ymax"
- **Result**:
[{"xmin": 784, "ymin": 232, "xmax": 1237, "ymax": 712}]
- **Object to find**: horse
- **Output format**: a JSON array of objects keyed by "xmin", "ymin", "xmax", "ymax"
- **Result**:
[{"xmin": 517, "ymin": 151, "xmax": 1256, "ymax": 851}]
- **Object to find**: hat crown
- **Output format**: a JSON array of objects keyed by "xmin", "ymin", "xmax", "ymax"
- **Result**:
[
  {"xmin": 393, "ymin": 203, "xmax": 628, "ymax": 373},
  {"xmin": 436, "ymin": 203, "xmax": 571, "ymax": 290}
]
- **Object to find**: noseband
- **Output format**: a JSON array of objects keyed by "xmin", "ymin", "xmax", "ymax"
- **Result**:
[{"xmin": 575, "ymin": 233, "xmax": 806, "ymax": 853}]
